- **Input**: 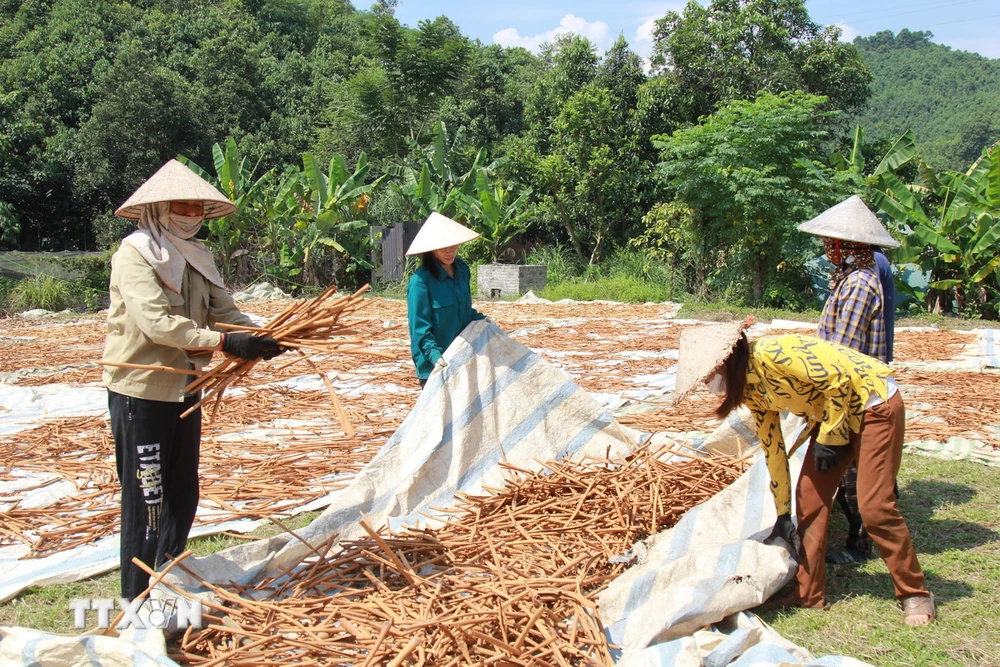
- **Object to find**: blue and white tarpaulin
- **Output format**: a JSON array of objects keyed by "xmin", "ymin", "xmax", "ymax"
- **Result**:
[
  {"xmin": 0, "ymin": 626, "xmax": 174, "ymax": 667},
  {"xmin": 166, "ymin": 320, "xmax": 640, "ymax": 593}
]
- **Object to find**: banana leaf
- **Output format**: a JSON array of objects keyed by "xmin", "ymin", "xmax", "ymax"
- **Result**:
[
  {"xmin": 912, "ymin": 223, "xmax": 961, "ymax": 254},
  {"xmin": 969, "ymin": 255, "xmax": 1000, "ymax": 283},
  {"xmin": 873, "ymin": 130, "xmax": 917, "ymax": 177}
]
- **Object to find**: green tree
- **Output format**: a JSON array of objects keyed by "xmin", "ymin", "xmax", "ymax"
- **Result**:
[
  {"xmin": 525, "ymin": 34, "xmax": 600, "ymax": 145},
  {"xmin": 650, "ymin": 0, "xmax": 871, "ymax": 123},
  {"xmin": 74, "ymin": 40, "xmax": 213, "ymax": 220},
  {"xmin": 0, "ymin": 0, "xmax": 137, "ymax": 249},
  {"xmin": 653, "ymin": 91, "xmax": 838, "ymax": 303},
  {"xmin": 0, "ymin": 90, "xmax": 27, "ymax": 248},
  {"xmin": 437, "ymin": 44, "xmax": 539, "ymax": 150},
  {"xmin": 596, "ymin": 35, "xmax": 646, "ymax": 133},
  {"xmin": 318, "ymin": 12, "xmax": 472, "ymax": 161},
  {"xmin": 534, "ymin": 83, "xmax": 632, "ymax": 266}
]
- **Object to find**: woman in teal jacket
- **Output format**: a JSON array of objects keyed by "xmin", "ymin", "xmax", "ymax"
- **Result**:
[{"xmin": 406, "ymin": 213, "xmax": 485, "ymax": 386}]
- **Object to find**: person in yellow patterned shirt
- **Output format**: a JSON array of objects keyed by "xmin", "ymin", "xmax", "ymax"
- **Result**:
[{"xmin": 674, "ymin": 321, "xmax": 934, "ymax": 626}]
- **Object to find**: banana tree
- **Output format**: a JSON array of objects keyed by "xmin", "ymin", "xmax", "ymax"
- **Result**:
[
  {"xmin": 286, "ymin": 152, "xmax": 385, "ymax": 286},
  {"xmin": 388, "ymin": 121, "xmax": 501, "ymax": 220},
  {"xmin": 458, "ymin": 171, "xmax": 533, "ymax": 263},
  {"xmin": 878, "ymin": 146, "xmax": 1000, "ymax": 316},
  {"xmin": 180, "ymin": 138, "xmax": 272, "ymax": 282},
  {"xmin": 796, "ymin": 126, "xmax": 919, "ymax": 202}
]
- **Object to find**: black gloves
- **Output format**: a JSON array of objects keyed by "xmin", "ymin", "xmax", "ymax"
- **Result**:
[
  {"xmin": 221, "ymin": 333, "xmax": 284, "ymax": 360},
  {"xmin": 813, "ymin": 442, "xmax": 848, "ymax": 473},
  {"xmin": 765, "ymin": 513, "xmax": 802, "ymax": 557}
]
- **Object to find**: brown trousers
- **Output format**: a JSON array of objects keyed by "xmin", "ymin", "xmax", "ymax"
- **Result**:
[{"xmin": 795, "ymin": 392, "xmax": 927, "ymax": 607}]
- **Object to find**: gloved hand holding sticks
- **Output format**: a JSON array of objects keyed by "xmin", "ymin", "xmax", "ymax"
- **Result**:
[{"xmin": 221, "ymin": 333, "xmax": 285, "ymax": 361}]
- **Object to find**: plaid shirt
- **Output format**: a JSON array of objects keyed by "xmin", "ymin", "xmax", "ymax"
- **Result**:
[{"xmin": 818, "ymin": 267, "xmax": 887, "ymax": 363}]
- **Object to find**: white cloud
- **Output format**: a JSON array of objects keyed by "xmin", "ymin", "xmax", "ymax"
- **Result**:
[
  {"xmin": 631, "ymin": 18, "xmax": 660, "ymax": 73},
  {"xmin": 833, "ymin": 22, "xmax": 858, "ymax": 42},
  {"xmin": 493, "ymin": 14, "xmax": 612, "ymax": 53},
  {"xmin": 632, "ymin": 4, "xmax": 689, "ymax": 63},
  {"xmin": 635, "ymin": 16, "xmax": 658, "ymax": 48}
]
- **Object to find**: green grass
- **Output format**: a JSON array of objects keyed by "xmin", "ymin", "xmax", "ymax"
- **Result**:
[
  {"xmin": 538, "ymin": 274, "xmax": 682, "ymax": 303},
  {"xmin": 8, "ymin": 275, "xmax": 77, "ymax": 312},
  {"xmin": 0, "ymin": 511, "xmax": 318, "ymax": 635},
  {"xmin": 760, "ymin": 456, "xmax": 1000, "ymax": 666},
  {"xmin": 374, "ymin": 282, "xmax": 407, "ymax": 299},
  {"xmin": 372, "ymin": 278, "xmax": 995, "ymax": 333}
]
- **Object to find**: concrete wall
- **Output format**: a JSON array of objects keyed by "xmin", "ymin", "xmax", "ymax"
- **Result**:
[{"xmin": 478, "ymin": 264, "xmax": 547, "ymax": 299}]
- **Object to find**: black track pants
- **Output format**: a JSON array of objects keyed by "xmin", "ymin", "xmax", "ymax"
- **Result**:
[{"xmin": 109, "ymin": 390, "xmax": 201, "ymax": 600}]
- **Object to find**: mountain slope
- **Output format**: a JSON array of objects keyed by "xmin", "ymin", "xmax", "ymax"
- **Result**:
[{"xmin": 853, "ymin": 29, "xmax": 1000, "ymax": 171}]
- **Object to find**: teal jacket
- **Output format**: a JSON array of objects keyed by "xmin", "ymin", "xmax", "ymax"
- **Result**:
[{"xmin": 407, "ymin": 257, "xmax": 484, "ymax": 379}]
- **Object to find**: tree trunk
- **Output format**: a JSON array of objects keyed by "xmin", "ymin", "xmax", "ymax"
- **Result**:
[
  {"xmin": 695, "ymin": 262, "xmax": 708, "ymax": 299},
  {"xmin": 752, "ymin": 256, "xmax": 765, "ymax": 304},
  {"xmin": 552, "ymin": 188, "xmax": 587, "ymax": 266},
  {"xmin": 694, "ymin": 237, "xmax": 709, "ymax": 299}
]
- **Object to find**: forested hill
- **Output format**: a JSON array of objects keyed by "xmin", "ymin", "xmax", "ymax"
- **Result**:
[{"xmin": 852, "ymin": 29, "xmax": 1000, "ymax": 171}]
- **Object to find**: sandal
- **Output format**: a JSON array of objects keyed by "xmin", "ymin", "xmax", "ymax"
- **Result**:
[{"xmin": 901, "ymin": 593, "xmax": 935, "ymax": 626}]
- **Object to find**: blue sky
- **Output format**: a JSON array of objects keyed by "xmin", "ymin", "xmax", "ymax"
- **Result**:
[{"xmin": 393, "ymin": 0, "xmax": 1000, "ymax": 59}]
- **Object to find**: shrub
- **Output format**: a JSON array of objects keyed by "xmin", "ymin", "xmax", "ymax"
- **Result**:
[
  {"xmin": 604, "ymin": 248, "xmax": 686, "ymax": 298},
  {"xmin": 9, "ymin": 276, "xmax": 77, "ymax": 312},
  {"xmin": 525, "ymin": 243, "xmax": 582, "ymax": 284},
  {"xmin": 0, "ymin": 276, "xmax": 17, "ymax": 315}
]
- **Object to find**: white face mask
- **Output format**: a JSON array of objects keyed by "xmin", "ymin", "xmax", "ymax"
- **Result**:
[
  {"xmin": 706, "ymin": 371, "xmax": 726, "ymax": 394},
  {"xmin": 168, "ymin": 214, "xmax": 205, "ymax": 239}
]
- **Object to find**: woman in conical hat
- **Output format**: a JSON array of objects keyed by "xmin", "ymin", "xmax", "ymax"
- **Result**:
[
  {"xmin": 406, "ymin": 212, "xmax": 486, "ymax": 387},
  {"xmin": 674, "ymin": 320, "xmax": 934, "ymax": 626},
  {"xmin": 102, "ymin": 159, "xmax": 284, "ymax": 600},
  {"xmin": 799, "ymin": 195, "xmax": 899, "ymax": 565}
]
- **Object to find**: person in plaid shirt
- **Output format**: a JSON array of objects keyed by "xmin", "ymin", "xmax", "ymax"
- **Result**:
[{"xmin": 799, "ymin": 196, "xmax": 900, "ymax": 565}]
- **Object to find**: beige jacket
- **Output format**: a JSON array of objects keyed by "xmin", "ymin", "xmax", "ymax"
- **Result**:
[{"xmin": 101, "ymin": 244, "xmax": 254, "ymax": 402}]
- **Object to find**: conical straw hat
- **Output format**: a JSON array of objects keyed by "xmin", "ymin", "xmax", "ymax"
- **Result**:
[
  {"xmin": 673, "ymin": 319, "xmax": 752, "ymax": 404},
  {"xmin": 115, "ymin": 159, "xmax": 237, "ymax": 220},
  {"xmin": 405, "ymin": 212, "xmax": 480, "ymax": 256},
  {"xmin": 797, "ymin": 195, "xmax": 899, "ymax": 248}
]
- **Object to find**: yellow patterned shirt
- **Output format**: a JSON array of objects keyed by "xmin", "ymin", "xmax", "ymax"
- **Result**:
[{"xmin": 743, "ymin": 334, "xmax": 891, "ymax": 514}]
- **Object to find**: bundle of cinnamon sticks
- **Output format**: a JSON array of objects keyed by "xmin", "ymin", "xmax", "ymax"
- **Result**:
[{"xmin": 101, "ymin": 284, "xmax": 393, "ymax": 432}]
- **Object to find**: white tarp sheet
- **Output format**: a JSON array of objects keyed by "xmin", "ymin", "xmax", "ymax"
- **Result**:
[{"xmin": 0, "ymin": 627, "xmax": 174, "ymax": 667}]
